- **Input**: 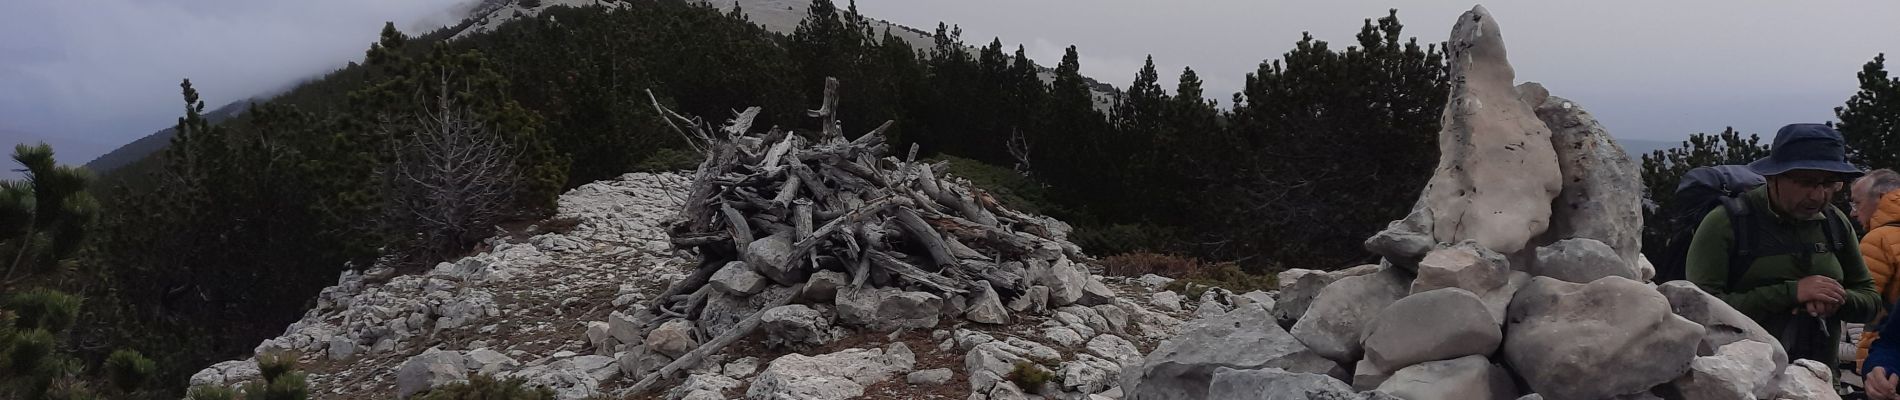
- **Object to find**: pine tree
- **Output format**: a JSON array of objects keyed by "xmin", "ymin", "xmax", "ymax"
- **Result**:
[
  {"xmin": 917, "ymin": 23, "xmax": 980, "ymax": 158},
  {"xmin": 1107, "ymin": 56, "xmax": 1171, "ymax": 222},
  {"xmin": 1217, "ymin": 9, "xmax": 1447, "ymax": 268},
  {"xmin": 998, "ymin": 45, "xmax": 1047, "ymax": 174},
  {"xmin": 358, "ymin": 43, "xmax": 569, "ymax": 265},
  {"xmin": 1038, "ymin": 45, "xmax": 1114, "ymax": 219},
  {"xmin": 1837, "ymin": 53, "xmax": 1900, "ymax": 171},
  {"xmin": 0, "ymin": 143, "xmax": 96, "ymax": 282},
  {"xmin": 1156, "ymin": 66, "xmax": 1223, "ymax": 227}
]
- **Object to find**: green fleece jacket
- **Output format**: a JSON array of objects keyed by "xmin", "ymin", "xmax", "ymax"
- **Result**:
[{"xmin": 1687, "ymin": 186, "xmax": 1880, "ymax": 370}]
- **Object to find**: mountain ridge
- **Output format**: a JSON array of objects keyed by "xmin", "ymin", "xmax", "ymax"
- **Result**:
[{"xmin": 81, "ymin": 0, "xmax": 1126, "ymax": 178}]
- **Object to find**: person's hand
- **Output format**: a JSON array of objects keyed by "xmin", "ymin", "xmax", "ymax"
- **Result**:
[
  {"xmin": 1869, "ymin": 366, "xmax": 1900, "ymax": 400},
  {"xmin": 1796, "ymin": 275, "xmax": 1845, "ymax": 305},
  {"xmin": 1806, "ymin": 300, "xmax": 1842, "ymax": 317}
]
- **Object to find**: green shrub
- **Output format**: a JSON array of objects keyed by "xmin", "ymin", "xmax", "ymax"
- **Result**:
[
  {"xmin": 104, "ymin": 348, "xmax": 156, "ymax": 393},
  {"xmin": 633, "ymin": 147, "xmax": 703, "ymax": 173},
  {"xmin": 186, "ymin": 386, "xmax": 238, "ymax": 400},
  {"xmin": 43, "ymin": 373, "xmax": 97, "ymax": 400},
  {"xmin": 416, "ymin": 374, "xmax": 555, "ymax": 400},
  {"xmin": 5, "ymin": 288, "xmax": 82, "ymax": 332},
  {"xmin": 0, "ymin": 309, "xmax": 14, "ymax": 345},
  {"xmin": 1163, "ymin": 262, "xmax": 1279, "ymax": 299},
  {"xmin": 242, "ymin": 371, "xmax": 307, "ymax": 400},
  {"xmin": 932, "ymin": 155, "xmax": 1053, "ymax": 216},
  {"xmin": 1070, "ymin": 223, "xmax": 1182, "ymax": 256},
  {"xmin": 6, "ymin": 328, "xmax": 54, "ymax": 373},
  {"xmin": 1101, "ymin": 252, "xmax": 1204, "ymax": 278},
  {"xmin": 256, "ymin": 352, "xmax": 298, "ymax": 383},
  {"xmin": 220, "ymin": 351, "xmax": 309, "ymax": 400},
  {"xmin": 14, "ymin": 355, "xmax": 87, "ymax": 400},
  {"xmin": 1005, "ymin": 360, "xmax": 1057, "ymax": 394}
]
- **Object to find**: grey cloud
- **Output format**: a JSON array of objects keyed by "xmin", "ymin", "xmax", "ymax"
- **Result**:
[
  {"xmin": 3, "ymin": 0, "xmax": 1898, "ymax": 170},
  {"xmin": 0, "ymin": 0, "xmax": 473, "ymax": 165},
  {"xmin": 858, "ymin": 0, "xmax": 1900, "ymax": 141}
]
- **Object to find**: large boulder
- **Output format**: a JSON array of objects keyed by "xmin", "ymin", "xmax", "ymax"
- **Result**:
[
  {"xmin": 1766, "ymin": 359, "xmax": 1843, "ymax": 400},
  {"xmin": 966, "ymin": 341, "xmax": 1051, "ymax": 392},
  {"xmin": 503, "ymin": 356, "xmax": 613, "ymax": 399},
  {"xmin": 397, "ymin": 348, "xmax": 468, "ymax": 399},
  {"xmin": 607, "ymin": 311, "xmax": 642, "ymax": 347},
  {"xmin": 1274, "ymin": 265, "xmax": 1379, "ymax": 327},
  {"xmin": 1122, "ymin": 304, "xmax": 1339, "ymax": 400},
  {"xmin": 465, "ymin": 348, "xmax": 520, "ymax": 376},
  {"xmin": 747, "ymin": 344, "xmax": 916, "ymax": 400},
  {"xmin": 1086, "ymin": 334, "xmax": 1144, "ymax": 366},
  {"xmin": 835, "ymin": 286, "xmax": 943, "ymax": 331},
  {"xmin": 617, "ymin": 345, "xmax": 671, "ymax": 379},
  {"xmin": 1290, "ymin": 266, "xmax": 1412, "ymax": 364},
  {"xmin": 1504, "ymin": 276, "xmax": 1704, "ymax": 399},
  {"xmin": 1361, "ymin": 288, "xmax": 1502, "ymax": 373},
  {"xmin": 1011, "ymin": 285, "xmax": 1051, "ymax": 314},
  {"xmin": 1531, "ymin": 238, "xmax": 1633, "ymax": 284},
  {"xmin": 1521, "ymin": 83, "xmax": 1644, "ymax": 270},
  {"xmin": 1057, "ymin": 355, "xmax": 1121, "ymax": 394},
  {"xmin": 1366, "ymin": 5, "xmax": 1564, "ymax": 265},
  {"xmin": 709, "ymin": 261, "xmax": 769, "ymax": 296},
  {"xmin": 1079, "ymin": 277, "xmax": 1117, "ymax": 306},
  {"xmin": 1480, "ymin": 271, "xmax": 1531, "ymax": 325},
  {"xmin": 668, "ymin": 374, "xmax": 742, "ymax": 400},
  {"xmin": 585, "ymin": 322, "xmax": 616, "ymax": 355},
  {"xmin": 1038, "ymin": 257, "xmax": 1089, "ymax": 307},
  {"xmin": 1375, "ymin": 355, "xmax": 1518, "ymax": 400},
  {"xmin": 744, "ymin": 230, "xmax": 805, "ymax": 286},
  {"xmin": 760, "ymin": 305, "xmax": 831, "ymax": 349},
  {"xmin": 801, "ymin": 270, "xmax": 848, "ymax": 303},
  {"xmin": 1671, "ymin": 340, "xmax": 1778, "ymax": 400},
  {"xmin": 1656, "ymin": 281, "xmax": 1789, "ymax": 368},
  {"xmin": 700, "ymin": 285, "xmax": 797, "ymax": 338},
  {"xmin": 965, "ymin": 280, "xmax": 1011, "ymax": 324},
  {"xmin": 1206, "ymin": 367, "xmax": 1360, "ymax": 400},
  {"xmin": 647, "ymin": 319, "xmax": 699, "ymax": 359},
  {"xmin": 1412, "ymin": 243, "xmax": 1510, "ymax": 295}
]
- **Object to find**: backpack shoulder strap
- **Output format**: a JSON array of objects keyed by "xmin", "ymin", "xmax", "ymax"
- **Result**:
[
  {"xmin": 1723, "ymin": 197, "xmax": 1755, "ymax": 290},
  {"xmin": 1822, "ymin": 206, "xmax": 1849, "ymax": 253}
]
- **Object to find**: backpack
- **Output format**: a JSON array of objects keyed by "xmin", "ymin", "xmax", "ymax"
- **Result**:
[{"xmin": 1652, "ymin": 165, "xmax": 1854, "ymax": 288}]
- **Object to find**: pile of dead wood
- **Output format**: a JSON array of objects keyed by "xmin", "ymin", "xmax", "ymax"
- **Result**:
[{"xmin": 623, "ymin": 78, "xmax": 1092, "ymax": 392}]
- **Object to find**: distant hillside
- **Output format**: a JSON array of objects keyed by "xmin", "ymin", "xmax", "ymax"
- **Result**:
[
  {"xmin": 86, "ymin": 0, "xmax": 1122, "ymax": 180},
  {"xmin": 83, "ymin": 99, "xmax": 248, "ymax": 174},
  {"xmin": 0, "ymin": 129, "xmax": 112, "ymax": 178}
]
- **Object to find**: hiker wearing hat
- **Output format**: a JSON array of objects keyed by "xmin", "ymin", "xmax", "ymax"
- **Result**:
[{"xmin": 1686, "ymin": 123, "xmax": 1879, "ymax": 378}]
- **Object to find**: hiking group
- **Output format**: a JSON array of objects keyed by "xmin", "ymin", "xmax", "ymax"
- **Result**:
[{"xmin": 1655, "ymin": 123, "xmax": 1900, "ymax": 399}]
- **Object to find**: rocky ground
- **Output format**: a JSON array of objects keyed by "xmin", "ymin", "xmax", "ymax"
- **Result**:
[{"xmin": 186, "ymin": 171, "xmax": 1226, "ymax": 400}]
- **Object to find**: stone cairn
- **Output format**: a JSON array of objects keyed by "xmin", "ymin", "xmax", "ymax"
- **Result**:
[
  {"xmin": 617, "ymin": 78, "xmax": 1104, "ymax": 394},
  {"xmin": 1120, "ymin": 6, "xmax": 1837, "ymax": 400}
]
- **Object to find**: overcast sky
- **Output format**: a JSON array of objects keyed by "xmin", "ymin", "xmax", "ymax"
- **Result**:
[
  {"xmin": 0, "ymin": 0, "xmax": 474, "ymax": 165},
  {"xmin": 4, "ymin": 0, "xmax": 1898, "ymax": 165},
  {"xmin": 854, "ymin": 0, "xmax": 1900, "ymax": 145}
]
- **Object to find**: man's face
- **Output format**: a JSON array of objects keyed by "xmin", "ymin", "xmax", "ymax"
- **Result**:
[
  {"xmin": 1767, "ymin": 169, "xmax": 1845, "ymax": 219},
  {"xmin": 1853, "ymin": 179, "xmax": 1878, "ymax": 228}
]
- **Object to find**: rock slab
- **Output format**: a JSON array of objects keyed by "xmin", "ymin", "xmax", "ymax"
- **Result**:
[{"xmin": 1503, "ymin": 276, "xmax": 1703, "ymax": 399}]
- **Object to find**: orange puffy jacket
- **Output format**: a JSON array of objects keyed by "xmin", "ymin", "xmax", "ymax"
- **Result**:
[{"xmin": 1856, "ymin": 190, "xmax": 1900, "ymax": 370}]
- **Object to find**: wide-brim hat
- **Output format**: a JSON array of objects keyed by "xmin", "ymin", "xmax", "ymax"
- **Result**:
[{"xmin": 1747, "ymin": 123, "xmax": 1864, "ymax": 178}]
